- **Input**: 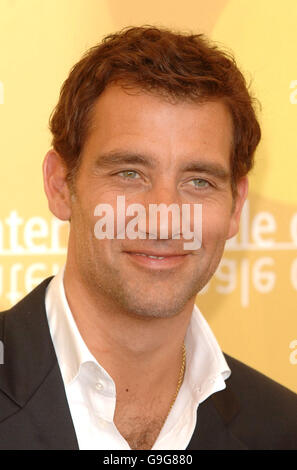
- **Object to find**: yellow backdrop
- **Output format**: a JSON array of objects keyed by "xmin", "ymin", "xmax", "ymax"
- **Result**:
[{"xmin": 0, "ymin": 0, "xmax": 296, "ymax": 393}]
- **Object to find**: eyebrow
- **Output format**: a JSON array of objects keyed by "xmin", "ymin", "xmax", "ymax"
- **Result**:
[
  {"xmin": 94, "ymin": 151, "xmax": 230, "ymax": 180},
  {"xmin": 180, "ymin": 160, "xmax": 230, "ymax": 181},
  {"xmin": 94, "ymin": 151, "xmax": 156, "ymax": 169}
]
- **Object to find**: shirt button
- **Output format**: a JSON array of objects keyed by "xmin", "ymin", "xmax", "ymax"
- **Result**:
[{"xmin": 95, "ymin": 381, "xmax": 104, "ymax": 391}]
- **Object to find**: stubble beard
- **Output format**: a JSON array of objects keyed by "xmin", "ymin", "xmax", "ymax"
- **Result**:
[{"xmin": 79, "ymin": 245, "xmax": 220, "ymax": 320}]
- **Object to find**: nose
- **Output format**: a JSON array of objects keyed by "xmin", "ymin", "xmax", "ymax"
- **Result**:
[{"xmin": 138, "ymin": 180, "xmax": 182, "ymax": 240}]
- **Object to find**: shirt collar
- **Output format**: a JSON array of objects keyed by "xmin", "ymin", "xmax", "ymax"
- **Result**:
[
  {"xmin": 45, "ymin": 266, "xmax": 97, "ymax": 385},
  {"xmin": 45, "ymin": 266, "xmax": 231, "ymax": 393},
  {"xmin": 185, "ymin": 304, "xmax": 231, "ymax": 402}
]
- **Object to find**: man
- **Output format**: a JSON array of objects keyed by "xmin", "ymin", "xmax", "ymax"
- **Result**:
[{"xmin": 0, "ymin": 26, "xmax": 296, "ymax": 450}]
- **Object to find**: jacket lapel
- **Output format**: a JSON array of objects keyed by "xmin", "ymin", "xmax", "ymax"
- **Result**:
[
  {"xmin": 187, "ymin": 384, "xmax": 247, "ymax": 450},
  {"xmin": 0, "ymin": 278, "xmax": 79, "ymax": 449}
]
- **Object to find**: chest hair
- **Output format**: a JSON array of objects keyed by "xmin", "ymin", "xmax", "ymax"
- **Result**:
[{"xmin": 116, "ymin": 415, "xmax": 166, "ymax": 450}]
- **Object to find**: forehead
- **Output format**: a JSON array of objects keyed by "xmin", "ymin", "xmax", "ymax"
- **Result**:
[{"xmin": 81, "ymin": 85, "xmax": 233, "ymax": 171}]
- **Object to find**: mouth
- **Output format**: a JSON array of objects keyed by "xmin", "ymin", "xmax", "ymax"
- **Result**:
[{"xmin": 124, "ymin": 250, "xmax": 190, "ymax": 269}]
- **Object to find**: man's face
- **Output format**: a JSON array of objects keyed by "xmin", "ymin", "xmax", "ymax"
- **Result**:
[{"xmin": 65, "ymin": 85, "xmax": 246, "ymax": 318}]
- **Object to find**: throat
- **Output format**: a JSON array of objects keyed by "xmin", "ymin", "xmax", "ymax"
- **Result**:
[{"xmin": 114, "ymin": 343, "xmax": 186, "ymax": 449}]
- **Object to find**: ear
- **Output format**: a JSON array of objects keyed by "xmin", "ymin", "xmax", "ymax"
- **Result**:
[
  {"xmin": 227, "ymin": 176, "xmax": 248, "ymax": 239},
  {"xmin": 42, "ymin": 149, "xmax": 72, "ymax": 221}
]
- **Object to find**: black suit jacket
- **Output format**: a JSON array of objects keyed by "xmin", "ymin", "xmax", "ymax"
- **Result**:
[{"xmin": 0, "ymin": 278, "xmax": 296, "ymax": 450}]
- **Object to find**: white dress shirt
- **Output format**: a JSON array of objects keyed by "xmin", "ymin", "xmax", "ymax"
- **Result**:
[{"xmin": 45, "ymin": 266, "xmax": 231, "ymax": 450}]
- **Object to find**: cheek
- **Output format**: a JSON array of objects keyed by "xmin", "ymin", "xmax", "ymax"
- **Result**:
[
  {"xmin": 70, "ymin": 198, "xmax": 98, "ymax": 252},
  {"xmin": 201, "ymin": 205, "xmax": 232, "ymax": 247}
]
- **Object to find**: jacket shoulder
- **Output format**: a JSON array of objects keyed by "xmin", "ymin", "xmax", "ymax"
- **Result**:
[
  {"xmin": 0, "ymin": 277, "xmax": 55, "ymax": 407},
  {"xmin": 223, "ymin": 353, "xmax": 297, "ymax": 449},
  {"xmin": 0, "ymin": 277, "xmax": 53, "ymax": 323}
]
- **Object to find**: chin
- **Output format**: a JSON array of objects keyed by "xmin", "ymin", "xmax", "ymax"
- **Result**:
[{"xmin": 115, "ymin": 291, "xmax": 193, "ymax": 319}]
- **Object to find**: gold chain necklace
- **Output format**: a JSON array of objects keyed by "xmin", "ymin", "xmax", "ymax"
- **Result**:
[{"xmin": 165, "ymin": 343, "xmax": 186, "ymax": 420}]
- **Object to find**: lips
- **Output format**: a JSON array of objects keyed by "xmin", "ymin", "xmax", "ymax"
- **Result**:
[
  {"xmin": 124, "ymin": 250, "xmax": 189, "ymax": 270},
  {"xmin": 134, "ymin": 253, "xmax": 166, "ymax": 259},
  {"xmin": 125, "ymin": 251, "xmax": 187, "ymax": 258}
]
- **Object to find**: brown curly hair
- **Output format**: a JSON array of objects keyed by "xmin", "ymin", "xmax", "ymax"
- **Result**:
[{"xmin": 49, "ymin": 26, "xmax": 261, "ymax": 193}]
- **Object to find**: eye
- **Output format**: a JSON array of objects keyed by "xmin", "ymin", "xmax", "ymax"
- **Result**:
[
  {"xmin": 118, "ymin": 170, "xmax": 140, "ymax": 179},
  {"xmin": 189, "ymin": 178, "xmax": 210, "ymax": 189}
]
